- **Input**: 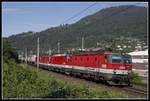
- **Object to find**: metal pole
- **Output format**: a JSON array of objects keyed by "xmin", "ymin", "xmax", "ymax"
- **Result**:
[
  {"xmin": 49, "ymin": 49, "xmax": 51, "ymax": 61},
  {"xmin": 37, "ymin": 37, "xmax": 39, "ymax": 71},
  {"xmin": 25, "ymin": 48, "xmax": 27, "ymax": 65},
  {"xmin": 82, "ymin": 37, "xmax": 84, "ymax": 50},
  {"xmin": 21, "ymin": 51, "xmax": 24, "ymax": 63},
  {"xmin": 57, "ymin": 42, "xmax": 60, "ymax": 53}
]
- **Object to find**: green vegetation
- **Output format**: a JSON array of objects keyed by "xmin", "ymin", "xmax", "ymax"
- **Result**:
[
  {"xmin": 3, "ymin": 39, "xmax": 19, "ymax": 63},
  {"xmin": 130, "ymin": 72, "xmax": 143, "ymax": 85},
  {"xmin": 7, "ymin": 5, "xmax": 147, "ymax": 54},
  {"xmin": 3, "ymin": 60, "xmax": 128, "ymax": 98},
  {"xmin": 3, "ymin": 40, "xmax": 128, "ymax": 98}
]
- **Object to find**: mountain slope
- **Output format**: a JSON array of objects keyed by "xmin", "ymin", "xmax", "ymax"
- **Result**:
[{"xmin": 7, "ymin": 5, "xmax": 148, "ymax": 53}]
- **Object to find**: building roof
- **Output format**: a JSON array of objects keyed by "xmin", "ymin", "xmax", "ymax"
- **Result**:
[{"xmin": 128, "ymin": 49, "xmax": 148, "ymax": 56}]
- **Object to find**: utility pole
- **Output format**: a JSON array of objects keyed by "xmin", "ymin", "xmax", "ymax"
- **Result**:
[
  {"xmin": 25, "ymin": 48, "xmax": 27, "ymax": 65},
  {"xmin": 21, "ymin": 51, "xmax": 24, "ymax": 63},
  {"xmin": 37, "ymin": 37, "xmax": 39, "ymax": 72},
  {"xmin": 49, "ymin": 49, "xmax": 51, "ymax": 61},
  {"xmin": 57, "ymin": 42, "xmax": 60, "ymax": 54},
  {"xmin": 82, "ymin": 36, "xmax": 84, "ymax": 50}
]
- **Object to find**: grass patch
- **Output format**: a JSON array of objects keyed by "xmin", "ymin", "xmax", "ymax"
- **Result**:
[{"xmin": 130, "ymin": 72, "xmax": 143, "ymax": 85}]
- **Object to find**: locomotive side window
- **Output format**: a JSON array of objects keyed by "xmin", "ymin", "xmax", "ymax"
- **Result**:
[
  {"xmin": 87, "ymin": 57, "xmax": 89, "ymax": 61},
  {"xmin": 105, "ymin": 56, "xmax": 107, "ymax": 62},
  {"xmin": 75, "ymin": 57, "xmax": 77, "ymax": 61},
  {"xmin": 95, "ymin": 57, "xmax": 97, "ymax": 61},
  {"xmin": 80, "ymin": 57, "xmax": 83, "ymax": 61}
]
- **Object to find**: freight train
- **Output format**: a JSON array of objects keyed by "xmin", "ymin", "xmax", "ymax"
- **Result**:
[{"xmin": 20, "ymin": 48, "xmax": 132, "ymax": 86}]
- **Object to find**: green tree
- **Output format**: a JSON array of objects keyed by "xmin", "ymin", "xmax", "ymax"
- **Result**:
[{"xmin": 3, "ymin": 39, "xmax": 19, "ymax": 62}]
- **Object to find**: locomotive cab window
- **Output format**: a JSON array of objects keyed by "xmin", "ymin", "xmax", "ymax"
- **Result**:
[
  {"xmin": 111, "ymin": 55, "xmax": 122, "ymax": 64},
  {"xmin": 122, "ymin": 55, "xmax": 132, "ymax": 64},
  {"xmin": 111, "ymin": 55, "xmax": 132, "ymax": 64}
]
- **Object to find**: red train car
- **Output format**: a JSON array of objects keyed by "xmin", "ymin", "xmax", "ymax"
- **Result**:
[{"xmin": 36, "ymin": 51, "xmax": 132, "ymax": 85}]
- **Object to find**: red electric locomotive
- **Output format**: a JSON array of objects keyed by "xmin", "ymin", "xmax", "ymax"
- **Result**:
[{"xmin": 36, "ymin": 49, "xmax": 132, "ymax": 86}]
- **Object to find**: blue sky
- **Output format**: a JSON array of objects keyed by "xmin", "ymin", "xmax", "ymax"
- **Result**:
[{"xmin": 2, "ymin": 2, "xmax": 148, "ymax": 37}]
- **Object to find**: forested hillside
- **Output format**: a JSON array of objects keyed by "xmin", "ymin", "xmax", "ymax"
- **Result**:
[{"xmin": 7, "ymin": 5, "xmax": 147, "ymax": 54}]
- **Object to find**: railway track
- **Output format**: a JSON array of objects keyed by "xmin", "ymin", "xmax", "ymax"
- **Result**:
[
  {"xmin": 26, "ymin": 63, "xmax": 148, "ymax": 98},
  {"xmin": 122, "ymin": 86, "xmax": 147, "ymax": 96}
]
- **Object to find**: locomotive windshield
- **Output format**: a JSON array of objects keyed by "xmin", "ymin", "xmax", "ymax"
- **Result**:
[
  {"xmin": 111, "ymin": 55, "xmax": 122, "ymax": 64},
  {"xmin": 122, "ymin": 55, "xmax": 132, "ymax": 64},
  {"xmin": 111, "ymin": 54, "xmax": 132, "ymax": 64}
]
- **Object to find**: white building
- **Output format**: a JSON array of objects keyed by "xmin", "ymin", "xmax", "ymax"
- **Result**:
[{"xmin": 128, "ymin": 49, "xmax": 148, "ymax": 63}]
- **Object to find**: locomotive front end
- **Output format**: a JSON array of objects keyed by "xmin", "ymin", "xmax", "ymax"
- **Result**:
[{"xmin": 107, "ymin": 54, "xmax": 132, "ymax": 85}]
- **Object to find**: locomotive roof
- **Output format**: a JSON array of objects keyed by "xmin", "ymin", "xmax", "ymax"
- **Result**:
[{"xmin": 68, "ymin": 52, "xmax": 130, "ymax": 56}]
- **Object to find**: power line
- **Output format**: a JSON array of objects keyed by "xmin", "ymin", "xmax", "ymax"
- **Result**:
[{"xmin": 61, "ymin": 3, "xmax": 97, "ymax": 24}]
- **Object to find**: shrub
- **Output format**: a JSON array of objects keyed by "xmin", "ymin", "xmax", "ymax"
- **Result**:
[{"xmin": 130, "ymin": 72, "xmax": 142, "ymax": 84}]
